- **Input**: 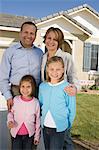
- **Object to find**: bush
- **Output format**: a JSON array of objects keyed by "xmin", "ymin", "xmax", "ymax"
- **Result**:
[{"xmin": 89, "ymin": 84, "xmax": 99, "ymax": 90}]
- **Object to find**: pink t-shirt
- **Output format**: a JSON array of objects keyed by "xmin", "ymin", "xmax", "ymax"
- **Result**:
[
  {"xmin": 17, "ymin": 96, "xmax": 33, "ymax": 135},
  {"xmin": 7, "ymin": 95, "xmax": 40, "ymax": 140}
]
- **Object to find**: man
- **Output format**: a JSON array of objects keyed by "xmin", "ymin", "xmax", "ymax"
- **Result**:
[{"xmin": 0, "ymin": 21, "xmax": 43, "ymax": 111}]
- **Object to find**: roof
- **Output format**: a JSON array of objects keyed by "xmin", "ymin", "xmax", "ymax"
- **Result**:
[
  {"xmin": 64, "ymin": 4, "xmax": 99, "ymax": 17},
  {"xmin": 0, "ymin": 13, "xmax": 36, "ymax": 28},
  {"xmin": 35, "ymin": 11, "xmax": 92, "ymax": 35}
]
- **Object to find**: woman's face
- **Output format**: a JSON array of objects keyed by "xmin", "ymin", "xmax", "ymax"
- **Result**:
[{"xmin": 45, "ymin": 31, "xmax": 58, "ymax": 52}]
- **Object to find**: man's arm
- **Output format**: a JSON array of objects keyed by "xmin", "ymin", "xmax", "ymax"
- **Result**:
[
  {"xmin": 0, "ymin": 48, "xmax": 13, "ymax": 110},
  {"xmin": 7, "ymin": 98, "xmax": 13, "ymax": 112}
]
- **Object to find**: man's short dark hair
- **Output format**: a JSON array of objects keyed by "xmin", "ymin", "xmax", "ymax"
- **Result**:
[{"xmin": 21, "ymin": 21, "xmax": 37, "ymax": 33}]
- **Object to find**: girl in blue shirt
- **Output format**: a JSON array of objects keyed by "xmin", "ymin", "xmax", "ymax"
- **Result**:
[{"xmin": 39, "ymin": 56, "xmax": 76, "ymax": 150}]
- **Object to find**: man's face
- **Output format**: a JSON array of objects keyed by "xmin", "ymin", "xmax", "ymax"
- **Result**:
[{"xmin": 19, "ymin": 24, "xmax": 36, "ymax": 48}]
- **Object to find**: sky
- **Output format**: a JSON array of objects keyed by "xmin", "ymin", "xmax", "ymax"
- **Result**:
[{"xmin": 0, "ymin": 0, "xmax": 99, "ymax": 19}]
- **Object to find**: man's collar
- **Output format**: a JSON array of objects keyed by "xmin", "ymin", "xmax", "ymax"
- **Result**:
[{"xmin": 16, "ymin": 42, "xmax": 35, "ymax": 49}]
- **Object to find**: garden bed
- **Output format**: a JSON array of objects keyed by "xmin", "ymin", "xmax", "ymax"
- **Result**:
[{"xmin": 78, "ymin": 90, "xmax": 99, "ymax": 95}]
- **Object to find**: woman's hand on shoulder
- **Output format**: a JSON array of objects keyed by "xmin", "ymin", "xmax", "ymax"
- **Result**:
[{"xmin": 64, "ymin": 84, "xmax": 77, "ymax": 96}]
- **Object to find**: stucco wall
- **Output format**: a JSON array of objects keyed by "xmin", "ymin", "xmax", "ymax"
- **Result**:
[
  {"xmin": 74, "ymin": 39, "xmax": 88, "ymax": 80},
  {"xmin": 0, "ymin": 48, "xmax": 5, "ymax": 63}
]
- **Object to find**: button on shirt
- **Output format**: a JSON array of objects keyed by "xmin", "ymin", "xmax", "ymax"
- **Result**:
[{"xmin": 0, "ymin": 42, "xmax": 43, "ymax": 100}]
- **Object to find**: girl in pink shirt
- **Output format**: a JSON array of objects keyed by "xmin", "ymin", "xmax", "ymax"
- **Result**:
[{"xmin": 7, "ymin": 75, "xmax": 41, "ymax": 150}]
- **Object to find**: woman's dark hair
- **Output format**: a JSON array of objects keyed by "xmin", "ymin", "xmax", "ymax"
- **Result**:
[{"xmin": 19, "ymin": 75, "xmax": 36, "ymax": 97}]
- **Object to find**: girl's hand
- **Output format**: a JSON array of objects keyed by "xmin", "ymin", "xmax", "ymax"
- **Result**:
[
  {"xmin": 34, "ymin": 139, "xmax": 39, "ymax": 145},
  {"xmin": 8, "ymin": 121, "xmax": 15, "ymax": 129},
  {"xmin": 64, "ymin": 84, "xmax": 77, "ymax": 96}
]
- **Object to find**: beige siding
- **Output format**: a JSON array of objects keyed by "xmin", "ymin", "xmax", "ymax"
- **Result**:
[
  {"xmin": 74, "ymin": 40, "xmax": 88, "ymax": 80},
  {"xmin": 0, "ymin": 48, "xmax": 5, "ymax": 63}
]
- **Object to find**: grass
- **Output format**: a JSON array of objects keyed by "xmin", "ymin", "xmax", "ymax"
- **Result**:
[{"xmin": 71, "ymin": 93, "xmax": 99, "ymax": 144}]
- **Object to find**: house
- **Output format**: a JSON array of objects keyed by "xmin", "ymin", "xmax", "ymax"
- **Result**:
[{"xmin": 0, "ymin": 4, "xmax": 99, "ymax": 86}]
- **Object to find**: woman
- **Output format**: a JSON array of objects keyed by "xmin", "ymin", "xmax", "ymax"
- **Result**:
[{"xmin": 41, "ymin": 27, "xmax": 78, "ymax": 96}]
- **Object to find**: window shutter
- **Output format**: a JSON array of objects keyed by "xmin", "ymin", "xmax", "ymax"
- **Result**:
[
  {"xmin": 98, "ymin": 45, "xmax": 99, "ymax": 71},
  {"xmin": 83, "ymin": 43, "xmax": 91, "ymax": 72}
]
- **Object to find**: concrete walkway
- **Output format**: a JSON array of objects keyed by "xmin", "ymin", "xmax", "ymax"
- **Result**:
[{"xmin": 0, "ymin": 111, "xmax": 11, "ymax": 150}]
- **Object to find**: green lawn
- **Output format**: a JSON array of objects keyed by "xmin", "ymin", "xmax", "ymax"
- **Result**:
[{"xmin": 72, "ymin": 93, "xmax": 99, "ymax": 144}]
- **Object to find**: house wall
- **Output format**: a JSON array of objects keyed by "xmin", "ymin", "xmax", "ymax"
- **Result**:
[
  {"xmin": 0, "ymin": 48, "xmax": 5, "ymax": 63},
  {"xmin": 34, "ymin": 28, "xmax": 45, "ymax": 48},
  {"xmin": 69, "ymin": 9, "xmax": 99, "ymax": 81},
  {"xmin": 74, "ymin": 39, "xmax": 88, "ymax": 80},
  {"xmin": 69, "ymin": 9, "xmax": 99, "ymax": 37},
  {"xmin": 0, "ymin": 30, "xmax": 19, "ymax": 62}
]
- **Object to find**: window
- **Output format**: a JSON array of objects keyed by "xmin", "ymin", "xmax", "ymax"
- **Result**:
[
  {"xmin": 91, "ymin": 45, "xmax": 98, "ymax": 70},
  {"xmin": 83, "ymin": 43, "xmax": 99, "ymax": 72}
]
